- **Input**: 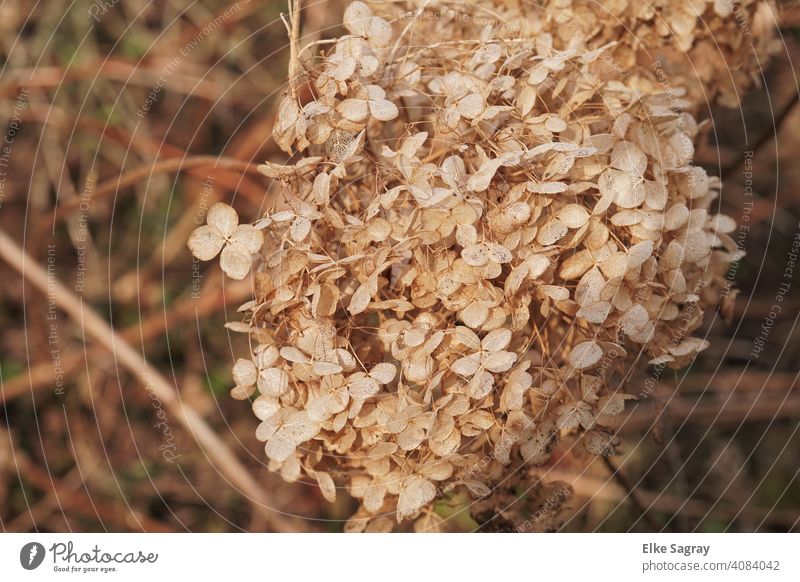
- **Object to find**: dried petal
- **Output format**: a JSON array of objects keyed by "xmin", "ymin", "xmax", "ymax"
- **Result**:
[
  {"xmin": 569, "ymin": 341, "xmax": 603, "ymax": 369},
  {"xmin": 397, "ymin": 476, "xmax": 436, "ymax": 521},
  {"xmin": 188, "ymin": 225, "xmax": 225, "ymax": 261}
]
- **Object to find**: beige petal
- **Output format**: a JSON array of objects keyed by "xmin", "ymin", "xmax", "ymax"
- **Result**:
[
  {"xmin": 559, "ymin": 250, "xmax": 593, "ymax": 280},
  {"xmin": 527, "ymin": 64, "xmax": 549, "ymax": 85},
  {"xmin": 315, "ymin": 471, "xmax": 337, "ymax": 503},
  {"xmin": 482, "ymin": 328, "xmax": 512, "ymax": 352},
  {"xmin": 627, "ymin": 240, "xmax": 654, "ymax": 269},
  {"xmin": 536, "ymin": 217, "xmax": 568, "ymax": 245},
  {"xmin": 709, "ymin": 214, "xmax": 737, "ymax": 234},
  {"xmin": 255, "ymin": 415, "xmax": 282, "ymax": 442},
  {"xmin": 283, "ymin": 410, "xmax": 320, "ymax": 444},
  {"xmin": 440, "ymin": 155, "xmax": 466, "ymax": 189},
  {"xmin": 357, "ymin": 53, "xmax": 380, "ymax": 77},
  {"xmin": 369, "ymin": 98, "xmax": 399, "ymax": 121},
  {"xmin": 487, "ymin": 243, "xmax": 512, "ymax": 264},
  {"xmin": 620, "ymin": 304, "xmax": 650, "ymax": 335},
  {"xmin": 369, "ymin": 362, "xmax": 397, "ymax": 384},
  {"xmin": 668, "ymin": 337, "xmax": 710, "ymax": 357},
  {"xmin": 290, "ymin": 216, "xmax": 312, "ymax": 241},
  {"xmin": 332, "ymin": 55, "xmax": 357, "ymax": 81},
  {"xmin": 611, "ymin": 141, "xmax": 647, "ymax": 177},
  {"xmin": 419, "ymin": 460, "xmax": 454, "ymax": 481},
  {"xmin": 575, "ymin": 267, "xmax": 606, "ymax": 306},
  {"xmin": 610, "ymin": 209, "xmax": 641, "ymax": 227},
  {"xmin": 311, "ymin": 361, "xmax": 343, "ymax": 376},
  {"xmin": 665, "ymin": 203, "xmax": 690, "ymax": 230},
  {"xmin": 457, "ymin": 93, "xmax": 485, "ymax": 119},
  {"xmin": 397, "ymin": 476, "xmax": 436, "ymax": 522},
  {"xmin": 232, "ymin": 358, "xmax": 257, "ymax": 387},
  {"xmin": 336, "ymin": 99, "xmax": 369, "ymax": 123},
  {"xmin": 367, "ymin": 16, "xmax": 392, "ymax": 48},
  {"xmin": 540, "ymin": 285, "xmax": 569, "ymax": 301},
  {"xmin": 577, "ymin": 301, "xmax": 612, "ymax": 324},
  {"xmin": 467, "ymin": 370, "xmax": 494, "ymax": 400},
  {"xmin": 644, "ymin": 180, "xmax": 668, "ymax": 210},
  {"xmin": 502, "ymin": 202, "xmax": 531, "ymax": 226},
  {"xmin": 616, "ymin": 179, "xmax": 646, "ymax": 209},
  {"xmin": 231, "ymin": 224, "xmax": 264, "ymax": 254},
  {"xmin": 349, "ymin": 375, "xmax": 381, "ymax": 399},
  {"xmin": 597, "ymin": 393, "xmax": 634, "ymax": 416},
  {"xmin": 452, "ymin": 353, "xmax": 481, "ymax": 377},
  {"xmin": 258, "ymin": 367, "xmax": 290, "ymax": 397},
  {"xmin": 462, "ymin": 243, "xmax": 489, "ymax": 267},
  {"xmin": 467, "ymin": 157, "xmax": 505, "ymax": 192},
  {"xmin": 187, "ymin": 225, "xmax": 225, "ymax": 261},
  {"xmin": 569, "ymin": 341, "xmax": 603, "ymax": 369},
  {"xmin": 252, "ymin": 395, "xmax": 280, "ymax": 421},
  {"xmin": 280, "ymin": 347, "xmax": 308, "ymax": 363},
  {"xmin": 557, "ymin": 204, "xmax": 590, "ymax": 229},
  {"xmin": 220, "ymin": 243, "xmax": 253, "ymax": 279},
  {"xmin": 342, "ymin": 1, "xmax": 372, "ymax": 36},
  {"xmin": 527, "ymin": 181, "xmax": 568, "ymax": 194},
  {"xmin": 206, "ymin": 202, "xmax": 239, "ymax": 237},
  {"xmin": 544, "ymin": 116, "xmax": 567, "ymax": 133},
  {"xmin": 584, "ymin": 430, "xmax": 617, "ymax": 456},
  {"xmin": 483, "ymin": 350, "xmax": 517, "ymax": 373},
  {"xmin": 230, "ymin": 384, "xmax": 255, "ymax": 401},
  {"xmin": 429, "ymin": 427, "xmax": 461, "ymax": 457},
  {"xmin": 526, "ymin": 255, "xmax": 550, "ymax": 278},
  {"xmin": 265, "ymin": 432, "xmax": 296, "ymax": 462},
  {"xmin": 461, "ymin": 301, "xmax": 490, "ymax": 328},
  {"xmin": 348, "ymin": 281, "xmax": 373, "ymax": 315},
  {"xmin": 397, "ymin": 423, "xmax": 425, "ymax": 450}
]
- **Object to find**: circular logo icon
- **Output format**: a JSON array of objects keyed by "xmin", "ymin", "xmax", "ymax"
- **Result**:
[{"xmin": 20, "ymin": 542, "xmax": 46, "ymax": 570}]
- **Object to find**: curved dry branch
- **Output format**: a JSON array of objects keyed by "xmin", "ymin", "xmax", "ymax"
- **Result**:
[{"xmin": 0, "ymin": 229, "xmax": 302, "ymax": 532}]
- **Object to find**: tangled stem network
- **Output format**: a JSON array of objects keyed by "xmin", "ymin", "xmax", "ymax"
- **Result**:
[{"xmin": 188, "ymin": 0, "xmax": 776, "ymax": 531}]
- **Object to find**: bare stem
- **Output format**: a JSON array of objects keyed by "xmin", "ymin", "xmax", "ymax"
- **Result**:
[{"xmin": 284, "ymin": 0, "xmax": 302, "ymax": 101}]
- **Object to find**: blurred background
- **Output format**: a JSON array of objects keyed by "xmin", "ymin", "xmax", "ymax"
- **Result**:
[{"xmin": 0, "ymin": 0, "xmax": 799, "ymax": 532}]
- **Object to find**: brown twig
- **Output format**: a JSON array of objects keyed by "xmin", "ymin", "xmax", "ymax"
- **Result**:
[
  {"xmin": 55, "ymin": 156, "xmax": 264, "ymax": 219},
  {"xmin": 720, "ymin": 90, "xmax": 800, "ymax": 182},
  {"xmin": 602, "ymin": 457, "xmax": 660, "ymax": 530},
  {"xmin": 74, "ymin": 118, "xmax": 267, "ymax": 202},
  {"xmin": 0, "ymin": 276, "xmax": 251, "ymax": 405},
  {"xmin": 0, "ymin": 229, "xmax": 301, "ymax": 532},
  {"xmin": 0, "ymin": 60, "xmax": 224, "ymax": 100},
  {"xmin": 674, "ymin": 371, "xmax": 799, "ymax": 394},
  {"xmin": 12, "ymin": 459, "xmax": 173, "ymax": 532},
  {"xmin": 283, "ymin": 0, "xmax": 303, "ymax": 101},
  {"xmin": 612, "ymin": 392, "xmax": 800, "ymax": 433},
  {"xmin": 546, "ymin": 469, "xmax": 799, "ymax": 530}
]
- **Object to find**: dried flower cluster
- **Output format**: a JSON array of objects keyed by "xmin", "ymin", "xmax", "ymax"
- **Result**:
[{"xmin": 189, "ymin": 1, "xmax": 742, "ymax": 530}]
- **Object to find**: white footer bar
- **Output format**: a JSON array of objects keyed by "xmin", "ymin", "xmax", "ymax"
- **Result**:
[{"xmin": 1, "ymin": 533, "xmax": 797, "ymax": 581}]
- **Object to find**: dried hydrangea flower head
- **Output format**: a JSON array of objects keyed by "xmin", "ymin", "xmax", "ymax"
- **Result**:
[{"xmin": 189, "ymin": 0, "xmax": 739, "ymax": 530}]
